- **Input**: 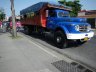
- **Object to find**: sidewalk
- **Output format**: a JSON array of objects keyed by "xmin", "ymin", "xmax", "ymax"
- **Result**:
[{"xmin": 0, "ymin": 32, "xmax": 60, "ymax": 72}]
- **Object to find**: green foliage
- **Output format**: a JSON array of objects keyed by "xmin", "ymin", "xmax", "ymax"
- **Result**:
[
  {"xmin": 58, "ymin": 0, "xmax": 82, "ymax": 17},
  {"xmin": 0, "ymin": 8, "xmax": 5, "ymax": 21},
  {"xmin": 58, "ymin": 0, "xmax": 66, "ymax": 5}
]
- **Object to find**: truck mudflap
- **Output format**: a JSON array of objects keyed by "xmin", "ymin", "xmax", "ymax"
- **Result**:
[{"xmin": 66, "ymin": 31, "xmax": 94, "ymax": 40}]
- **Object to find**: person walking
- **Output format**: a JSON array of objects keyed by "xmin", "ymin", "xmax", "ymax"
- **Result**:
[{"xmin": 2, "ymin": 22, "xmax": 7, "ymax": 32}]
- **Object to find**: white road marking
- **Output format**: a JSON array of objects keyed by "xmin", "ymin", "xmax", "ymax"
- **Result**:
[
  {"xmin": 34, "ymin": 69, "xmax": 52, "ymax": 72},
  {"xmin": 28, "ymin": 40, "xmax": 58, "ymax": 58}
]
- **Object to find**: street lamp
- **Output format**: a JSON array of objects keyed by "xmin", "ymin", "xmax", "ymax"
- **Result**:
[{"xmin": 10, "ymin": 0, "xmax": 17, "ymax": 37}]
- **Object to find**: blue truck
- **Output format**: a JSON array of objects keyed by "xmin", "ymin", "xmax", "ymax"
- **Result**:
[{"xmin": 20, "ymin": 2, "xmax": 94, "ymax": 48}]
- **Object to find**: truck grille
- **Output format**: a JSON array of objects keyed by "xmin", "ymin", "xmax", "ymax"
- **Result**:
[{"xmin": 79, "ymin": 25, "xmax": 88, "ymax": 32}]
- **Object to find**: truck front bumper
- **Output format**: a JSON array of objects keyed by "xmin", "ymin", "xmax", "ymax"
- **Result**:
[{"xmin": 67, "ymin": 31, "xmax": 94, "ymax": 40}]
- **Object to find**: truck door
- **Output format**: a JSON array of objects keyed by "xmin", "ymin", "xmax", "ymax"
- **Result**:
[{"xmin": 46, "ymin": 10, "xmax": 57, "ymax": 30}]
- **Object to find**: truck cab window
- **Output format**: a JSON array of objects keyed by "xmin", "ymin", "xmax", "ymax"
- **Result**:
[
  {"xmin": 58, "ymin": 11, "xmax": 69, "ymax": 17},
  {"xmin": 49, "ymin": 10, "xmax": 56, "ymax": 17}
]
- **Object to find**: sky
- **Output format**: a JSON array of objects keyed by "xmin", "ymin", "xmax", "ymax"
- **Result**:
[{"xmin": 0, "ymin": 0, "xmax": 96, "ymax": 17}]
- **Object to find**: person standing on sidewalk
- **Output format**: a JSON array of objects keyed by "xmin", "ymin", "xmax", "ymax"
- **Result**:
[
  {"xmin": 0, "ymin": 21, "xmax": 2, "ymax": 29},
  {"xmin": 2, "ymin": 21, "xmax": 7, "ymax": 32}
]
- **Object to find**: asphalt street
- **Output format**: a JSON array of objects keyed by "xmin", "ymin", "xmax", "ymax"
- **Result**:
[{"xmin": 20, "ymin": 30, "xmax": 96, "ymax": 70}]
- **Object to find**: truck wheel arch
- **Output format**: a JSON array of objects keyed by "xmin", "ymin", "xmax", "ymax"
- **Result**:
[{"xmin": 55, "ymin": 27, "xmax": 68, "ymax": 36}]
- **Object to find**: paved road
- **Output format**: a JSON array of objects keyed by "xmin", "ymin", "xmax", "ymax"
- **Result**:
[{"xmin": 20, "ymin": 30, "xmax": 96, "ymax": 70}]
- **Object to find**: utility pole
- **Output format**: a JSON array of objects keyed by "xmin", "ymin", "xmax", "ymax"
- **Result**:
[{"xmin": 10, "ymin": 0, "xmax": 17, "ymax": 37}]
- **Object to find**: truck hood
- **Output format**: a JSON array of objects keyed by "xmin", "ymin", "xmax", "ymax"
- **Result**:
[{"xmin": 53, "ymin": 17, "xmax": 86, "ymax": 23}]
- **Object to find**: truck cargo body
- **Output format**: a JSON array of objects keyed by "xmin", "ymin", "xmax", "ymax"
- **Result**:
[{"xmin": 20, "ymin": 2, "xmax": 49, "ymax": 28}]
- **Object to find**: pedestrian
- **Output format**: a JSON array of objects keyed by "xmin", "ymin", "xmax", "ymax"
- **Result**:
[
  {"xmin": 2, "ymin": 22, "xmax": 7, "ymax": 32},
  {"xmin": 0, "ymin": 21, "xmax": 2, "ymax": 29}
]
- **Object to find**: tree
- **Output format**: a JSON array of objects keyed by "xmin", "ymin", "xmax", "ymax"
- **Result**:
[
  {"xmin": 58, "ymin": 0, "xmax": 82, "ymax": 17},
  {"xmin": 0, "ymin": 8, "xmax": 5, "ymax": 21},
  {"xmin": 58, "ymin": 0, "xmax": 66, "ymax": 5}
]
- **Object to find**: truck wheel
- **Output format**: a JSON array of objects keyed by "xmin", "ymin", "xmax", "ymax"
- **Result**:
[
  {"xmin": 54, "ymin": 31, "xmax": 68, "ymax": 48},
  {"xmin": 24, "ymin": 26, "xmax": 29, "ymax": 35}
]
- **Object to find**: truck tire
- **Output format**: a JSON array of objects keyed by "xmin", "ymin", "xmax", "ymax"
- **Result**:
[
  {"xmin": 54, "ymin": 31, "xmax": 68, "ymax": 48},
  {"xmin": 24, "ymin": 26, "xmax": 29, "ymax": 35}
]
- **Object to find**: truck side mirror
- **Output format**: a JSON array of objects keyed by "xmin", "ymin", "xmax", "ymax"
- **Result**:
[{"xmin": 46, "ymin": 10, "xmax": 49, "ymax": 17}]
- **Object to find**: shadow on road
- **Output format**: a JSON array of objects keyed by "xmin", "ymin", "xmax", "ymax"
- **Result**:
[{"xmin": 21, "ymin": 31, "xmax": 80, "ymax": 49}]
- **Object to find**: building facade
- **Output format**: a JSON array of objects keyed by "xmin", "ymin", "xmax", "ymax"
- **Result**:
[{"xmin": 78, "ymin": 10, "xmax": 96, "ymax": 28}]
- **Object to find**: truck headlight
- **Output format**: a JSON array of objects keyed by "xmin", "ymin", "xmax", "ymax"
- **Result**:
[{"xmin": 75, "ymin": 25, "xmax": 79, "ymax": 31}]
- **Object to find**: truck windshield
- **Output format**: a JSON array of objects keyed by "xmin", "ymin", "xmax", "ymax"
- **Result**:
[{"xmin": 58, "ymin": 11, "xmax": 69, "ymax": 17}]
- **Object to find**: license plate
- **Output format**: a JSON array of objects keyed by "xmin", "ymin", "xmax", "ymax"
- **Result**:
[{"xmin": 84, "ymin": 37, "xmax": 88, "ymax": 41}]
